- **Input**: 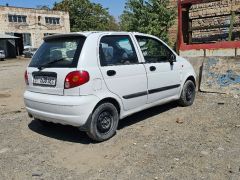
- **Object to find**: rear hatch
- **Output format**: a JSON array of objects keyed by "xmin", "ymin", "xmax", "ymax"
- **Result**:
[{"xmin": 27, "ymin": 35, "xmax": 86, "ymax": 95}]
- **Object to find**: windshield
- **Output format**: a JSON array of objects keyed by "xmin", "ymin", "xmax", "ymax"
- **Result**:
[{"xmin": 29, "ymin": 37, "xmax": 86, "ymax": 68}]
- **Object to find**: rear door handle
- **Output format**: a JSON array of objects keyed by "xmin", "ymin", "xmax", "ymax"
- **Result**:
[
  {"xmin": 107, "ymin": 70, "xmax": 116, "ymax": 76},
  {"xmin": 150, "ymin": 66, "xmax": 156, "ymax": 71}
]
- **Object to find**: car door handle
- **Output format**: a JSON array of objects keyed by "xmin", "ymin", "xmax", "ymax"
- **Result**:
[
  {"xmin": 107, "ymin": 70, "xmax": 116, "ymax": 76},
  {"xmin": 150, "ymin": 66, "xmax": 156, "ymax": 71}
]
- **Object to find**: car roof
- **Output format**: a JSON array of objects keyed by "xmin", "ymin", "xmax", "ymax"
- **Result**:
[{"xmin": 43, "ymin": 31, "xmax": 152, "ymax": 40}]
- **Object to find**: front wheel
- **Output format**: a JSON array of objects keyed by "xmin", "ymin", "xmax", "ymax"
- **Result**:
[
  {"xmin": 87, "ymin": 103, "xmax": 119, "ymax": 142},
  {"xmin": 178, "ymin": 80, "xmax": 196, "ymax": 107}
]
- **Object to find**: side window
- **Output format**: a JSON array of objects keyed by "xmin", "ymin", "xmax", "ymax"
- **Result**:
[
  {"xmin": 99, "ymin": 35, "xmax": 139, "ymax": 66},
  {"xmin": 136, "ymin": 36, "xmax": 174, "ymax": 63}
]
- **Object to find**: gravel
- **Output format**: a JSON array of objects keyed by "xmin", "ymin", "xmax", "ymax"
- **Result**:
[{"xmin": 0, "ymin": 59, "xmax": 240, "ymax": 179}]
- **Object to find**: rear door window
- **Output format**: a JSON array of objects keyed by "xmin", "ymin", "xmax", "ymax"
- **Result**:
[
  {"xmin": 99, "ymin": 35, "xmax": 139, "ymax": 66},
  {"xmin": 29, "ymin": 37, "xmax": 86, "ymax": 68}
]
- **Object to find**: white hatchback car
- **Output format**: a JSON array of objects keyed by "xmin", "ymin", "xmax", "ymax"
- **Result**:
[{"xmin": 24, "ymin": 32, "xmax": 196, "ymax": 141}]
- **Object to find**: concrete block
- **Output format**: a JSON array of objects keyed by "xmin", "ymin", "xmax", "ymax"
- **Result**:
[
  {"xmin": 236, "ymin": 48, "xmax": 240, "ymax": 56},
  {"xmin": 180, "ymin": 49, "xmax": 205, "ymax": 57},
  {"xmin": 184, "ymin": 57, "xmax": 205, "ymax": 90},
  {"xmin": 205, "ymin": 48, "xmax": 235, "ymax": 57},
  {"xmin": 200, "ymin": 57, "xmax": 240, "ymax": 94}
]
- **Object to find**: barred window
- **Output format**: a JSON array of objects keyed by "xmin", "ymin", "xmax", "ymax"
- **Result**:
[
  {"xmin": 45, "ymin": 17, "xmax": 60, "ymax": 25},
  {"xmin": 8, "ymin": 15, "xmax": 27, "ymax": 23}
]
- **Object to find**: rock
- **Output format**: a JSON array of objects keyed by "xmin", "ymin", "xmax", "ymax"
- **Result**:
[
  {"xmin": 32, "ymin": 171, "xmax": 43, "ymax": 177},
  {"xmin": 154, "ymin": 177, "xmax": 158, "ymax": 180},
  {"xmin": 133, "ymin": 143, "xmax": 137, "ymax": 145},
  {"xmin": 200, "ymin": 151, "xmax": 209, "ymax": 156},
  {"xmin": 226, "ymin": 138, "xmax": 231, "ymax": 143},
  {"xmin": 227, "ymin": 164, "xmax": 233, "ymax": 173},
  {"xmin": 217, "ymin": 102, "xmax": 225, "ymax": 105},
  {"xmin": 235, "ymin": 125, "xmax": 240, "ymax": 128},
  {"xmin": 234, "ymin": 95, "xmax": 239, "ymax": 99},
  {"xmin": 176, "ymin": 118, "xmax": 184, "ymax": 124},
  {"xmin": 174, "ymin": 158, "xmax": 180, "ymax": 161},
  {"xmin": 0, "ymin": 148, "xmax": 9, "ymax": 154},
  {"xmin": 9, "ymin": 110, "xmax": 21, "ymax": 114},
  {"xmin": 217, "ymin": 147, "xmax": 224, "ymax": 151}
]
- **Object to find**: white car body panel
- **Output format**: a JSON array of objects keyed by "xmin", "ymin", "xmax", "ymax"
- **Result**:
[{"xmin": 24, "ymin": 91, "xmax": 99, "ymax": 127}]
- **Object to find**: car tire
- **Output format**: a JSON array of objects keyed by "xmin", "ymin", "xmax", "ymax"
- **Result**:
[
  {"xmin": 87, "ymin": 103, "xmax": 119, "ymax": 142},
  {"xmin": 0, "ymin": 58, "xmax": 4, "ymax": 61},
  {"xmin": 178, "ymin": 80, "xmax": 196, "ymax": 107}
]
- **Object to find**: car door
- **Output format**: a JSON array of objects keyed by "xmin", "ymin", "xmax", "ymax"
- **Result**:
[
  {"xmin": 135, "ymin": 35, "xmax": 181, "ymax": 104},
  {"xmin": 98, "ymin": 34, "xmax": 148, "ymax": 110}
]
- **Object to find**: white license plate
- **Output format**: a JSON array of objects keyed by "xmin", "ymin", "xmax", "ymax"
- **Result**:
[{"xmin": 33, "ymin": 76, "xmax": 56, "ymax": 86}]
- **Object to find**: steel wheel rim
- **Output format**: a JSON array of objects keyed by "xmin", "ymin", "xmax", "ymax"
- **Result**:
[{"xmin": 97, "ymin": 111, "xmax": 113, "ymax": 134}]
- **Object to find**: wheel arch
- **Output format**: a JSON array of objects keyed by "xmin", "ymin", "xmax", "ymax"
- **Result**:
[
  {"xmin": 94, "ymin": 97, "xmax": 121, "ymax": 115},
  {"xmin": 185, "ymin": 75, "xmax": 196, "ymax": 87},
  {"xmin": 79, "ymin": 97, "xmax": 121, "ymax": 132}
]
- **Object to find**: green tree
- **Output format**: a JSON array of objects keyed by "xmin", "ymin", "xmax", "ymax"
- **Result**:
[
  {"xmin": 53, "ymin": 0, "xmax": 119, "ymax": 32},
  {"xmin": 120, "ymin": 0, "xmax": 176, "ymax": 43}
]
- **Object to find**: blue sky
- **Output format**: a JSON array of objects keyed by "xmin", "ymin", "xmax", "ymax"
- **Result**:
[{"xmin": 0, "ymin": 0, "xmax": 126, "ymax": 18}]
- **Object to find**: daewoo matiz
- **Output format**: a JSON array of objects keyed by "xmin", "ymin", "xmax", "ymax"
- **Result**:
[{"xmin": 24, "ymin": 32, "xmax": 196, "ymax": 141}]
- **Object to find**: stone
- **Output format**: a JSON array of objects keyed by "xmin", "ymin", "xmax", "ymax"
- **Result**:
[
  {"xmin": 217, "ymin": 147, "xmax": 224, "ymax": 151},
  {"xmin": 200, "ymin": 151, "xmax": 209, "ymax": 156},
  {"xmin": 32, "ymin": 171, "xmax": 43, "ymax": 177},
  {"xmin": 0, "ymin": 148, "xmax": 9, "ymax": 154}
]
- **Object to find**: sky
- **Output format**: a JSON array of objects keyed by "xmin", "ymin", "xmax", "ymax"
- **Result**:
[{"xmin": 0, "ymin": 0, "xmax": 126, "ymax": 18}]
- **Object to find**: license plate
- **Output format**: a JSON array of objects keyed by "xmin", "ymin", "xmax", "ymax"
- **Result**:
[{"xmin": 33, "ymin": 76, "xmax": 56, "ymax": 87}]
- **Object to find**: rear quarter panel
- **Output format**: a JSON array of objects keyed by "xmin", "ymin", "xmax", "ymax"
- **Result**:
[{"xmin": 76, "ymin": 33, "xmax": 125, "ymax": 117}]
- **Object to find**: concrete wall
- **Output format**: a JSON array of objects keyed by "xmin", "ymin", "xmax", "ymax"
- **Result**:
[
  {"xmin": 184, "ymin": 57, "xmax": 205, "ymax": 90},
  {"xmin": 180, "ymin": 48, "xmax": 239, "ymax": 57},
  {"xmin": 0, "ymin": 6, "xmax": 70, "ymax": 48},
  {"xmin": 200, "ymin": 57, "xmax": 240, "ymax": 94},
  {"xmin": 184, "ymin": 56, "xmax": 240, "ymax": 94}
]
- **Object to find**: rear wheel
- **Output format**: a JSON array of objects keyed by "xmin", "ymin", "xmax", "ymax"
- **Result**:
[
  {"xmin": 178, "ymin": 80, "xmax": 196, "ymax": 107},
  {"xmin": 87, "ymin": 103, "xmax": 119, "ymax": 142},
  {"xmin": 0, "ymin": 58, "xmax": 4, "ymax": 61}
]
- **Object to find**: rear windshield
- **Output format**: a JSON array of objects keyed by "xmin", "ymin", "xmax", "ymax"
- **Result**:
[{"xmin": 29, "ymin": 37, "xmax": 86, "ymax": 68}]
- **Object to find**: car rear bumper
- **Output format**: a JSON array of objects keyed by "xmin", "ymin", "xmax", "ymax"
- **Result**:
[{"xmin": 24, "ymin": 91, "xmax": 99, "ymax": 127}]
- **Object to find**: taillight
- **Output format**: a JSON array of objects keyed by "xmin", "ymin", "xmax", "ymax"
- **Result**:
[
  {"xmin": 64, "ymin": 71, "xmax": 90, "ymax": 89},
  {"xmin": 24, "ymin": 70, "xmax": 29, "ymax": 85}
]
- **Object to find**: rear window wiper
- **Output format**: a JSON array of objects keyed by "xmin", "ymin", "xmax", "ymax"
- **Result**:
[{"xmin": 38, "ymin": 58, "xmax": 65, "ymax": 70}]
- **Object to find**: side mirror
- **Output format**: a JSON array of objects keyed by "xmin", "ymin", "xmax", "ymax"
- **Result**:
[{"xmin": 169, "ymin": 54, "xmax": 175, "ymax": 65}]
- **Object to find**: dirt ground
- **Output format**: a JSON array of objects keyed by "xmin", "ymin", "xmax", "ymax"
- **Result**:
[{"xmin": 0, "ymin": 59, "xmax": 240, "ymax": 180}]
